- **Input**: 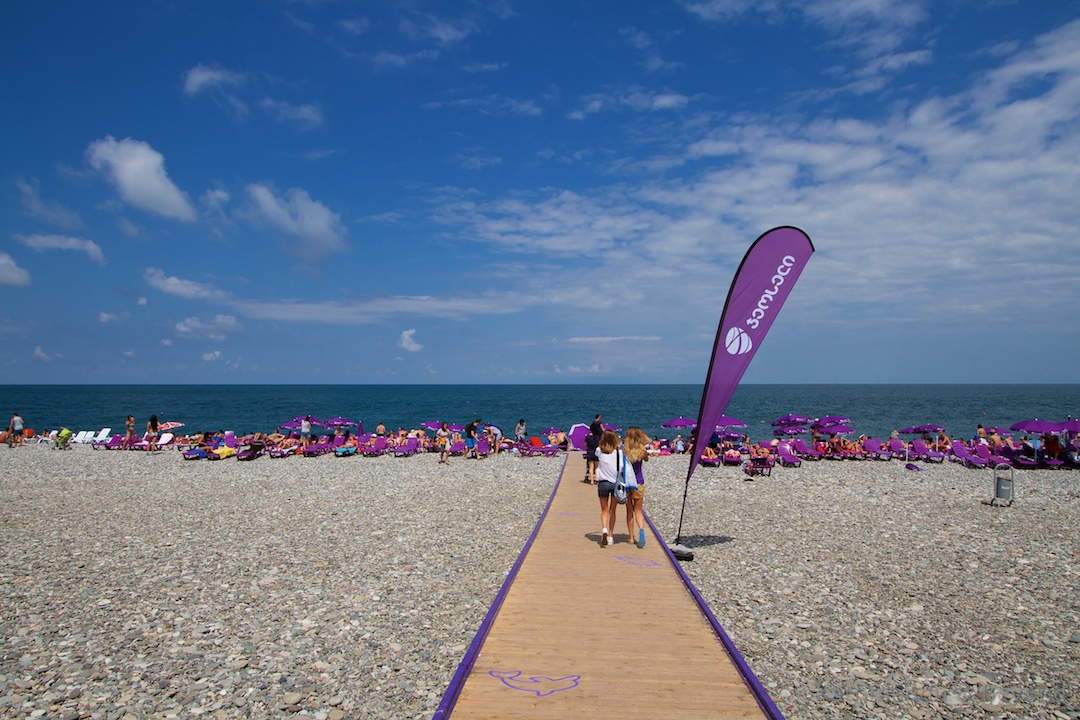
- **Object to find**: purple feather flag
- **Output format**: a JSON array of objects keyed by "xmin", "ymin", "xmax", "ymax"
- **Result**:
[{"xmin": 685, "ymin": 227, "xmax": 815, "ymax": 482}]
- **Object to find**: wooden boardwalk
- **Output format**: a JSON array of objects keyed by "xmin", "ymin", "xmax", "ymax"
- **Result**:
[{"xmin": 434, "ymin": 452, "xmax": 782, "ymax": 719}]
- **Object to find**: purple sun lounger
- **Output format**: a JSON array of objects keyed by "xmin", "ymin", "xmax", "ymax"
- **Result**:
[
  {"xmin": 910, "ymin": 438, "xmax": 945, "ymax": 463},
  {"xmin": 775, "ymin": 443, "xmax": 802, "ymax": 467}
]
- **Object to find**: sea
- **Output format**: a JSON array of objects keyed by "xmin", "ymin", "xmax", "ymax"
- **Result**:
[{"xmin": 2, "ymin": 384, "xmax": 1078, "ymax": 444}]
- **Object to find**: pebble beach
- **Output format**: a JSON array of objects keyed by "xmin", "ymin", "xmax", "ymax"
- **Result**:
[{"xmin": 1, "ymin": 446, "xmax": 1078, "ymax": 719}]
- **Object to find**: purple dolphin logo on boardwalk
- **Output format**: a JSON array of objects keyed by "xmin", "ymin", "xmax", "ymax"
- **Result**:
[{"xmin": 488, "ymin": 670, "xmax": 581, "ymax": 697}]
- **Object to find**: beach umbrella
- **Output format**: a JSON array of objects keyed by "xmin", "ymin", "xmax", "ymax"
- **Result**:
[
  {"xmin": 822, "ymin": 425, "xmax": 855, "ymax": 435},
  {"xmin": 447, "ymin": 423, "xmax": 465, "ymax": 432},
  {"xmin": 323, "ymin": 417, "xmax": 358, "ymax": 428},
  {"xmin": 772, "ymin": 414, "xmax": 809, "ymax": 427},
  {"xmin": 568, "ymin": 423, "xmax": 590, "ymax": 450},
  {"xmin": 812, "ymin": 416, "xmax": 849, "ymax": 429},
  {"xmin": 662, "ymin": 417, "xmax": 697, "ymax": 428},
  {"xmin": 1059, "ymin": 418, "xmax": 1080, "ymax": 433},
  {"xmin": 287, "ymin": 416, "xmax": 323, "ymax": 426},
  {"xmin": 603, "ymin": 423, "xmax": 621, "ymax": 432},
  {"xmin": 773, "ymin": 425, "xmax": 808, "ymax": 436},
  {"xmin": 158, "ymin": 421, "xmax": 184, "ymax": 432},
  {"xmin": 717, "ymin": 429, "xmax": 743, "ymax": 441},
  {"xmin": 540, "ymin": 427, "xmax": 562, "ymax": 435},
  {"xmin": 898, "ymin": 426, "xmax": 921, "ymax": 435},
  {"xmin": 420, "ymin": 420, "xmax": 442, "ymax": 431},
  {"xmin": 1010, "ymin": 419, "xmax": 1063, "ymax": 435},
  {"xmin": 987, "ymin": 427, "xmax": 1011, "ymax": 434},
  {"xmin": 715, "ymin": 415, "xmax": 746, "ymax": 428}
]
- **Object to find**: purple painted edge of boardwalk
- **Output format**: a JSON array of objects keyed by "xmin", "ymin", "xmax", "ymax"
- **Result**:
[
  {"xmin": 430, "ymin": 452, "xmax": 569, "ymax": 720},
  {"xmin": 643, "ymin": 511, "xmax": 786, "ymax": 720}
]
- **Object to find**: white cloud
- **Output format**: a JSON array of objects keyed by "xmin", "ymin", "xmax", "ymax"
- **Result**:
[
  {"xmin": 567, "ymin": 336, "xmax": 662, "ymax": 343},
  {"xmin": 201, "ymin": 350, "xmax": 222, "ymax": 362},
  {"xmin": 15, "ymin": 233, "xmax": 105, "ymax": 265},
  {"xmin": 143, "ymin": 267, "xmax": 230, "ymax": 301},
  {"xmin": 122, "ymin": 350, "xmax": 135, "ymax": 358},
  {"xmin": 245, "ymin": 184, "xmax": 348, "ymax": 256},
  {"xmin": 260, "ymin": 98, "xmax": 323, "ymax": 128},
  {"xmin": 338, "ymin": 17, "xmax": 370, "ymax": 35},
  {"xmin": 16, "ymin": 179, "xmax": 82, "ymax": 229},
  {"xmin": 86, "ymin": 137, "xmax": 197, "ymax": 221},
  {"xmin": 160, "ymin": 338, "xmax": 172, "ymax": 347},
  {"xmin": 175, "ymin": 314, "xmax": 241, "ymax": 340},
  {"xmin": 0, "ymin": 253, "xmax": 31, "ymax": 286},
  {"xmin": 183, "ymin": 65, "xmax": 245, "ymax": 96},
  {"xmin": 99, "ymin": 312, "xmax": 119, "ymax": 324},
  {"xmin": 34, "ymin": 346, "xmax": 54, "ymax": 362},
  {"xmin": 568, "ymin": 88, "xmax": 689, "ymax": 119},
  {"xmin": 398, "ymin": 328, "xmax": 423, "ymax": 352},
  {"xmin": 137, "ymin": 297, "xmax": 148, "ymax": 307},
  {"xmin": 201, "ymin": 188, "xmax": 230, "ymax": 209}
]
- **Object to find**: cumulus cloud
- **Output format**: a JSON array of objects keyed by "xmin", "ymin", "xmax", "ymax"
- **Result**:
[
  {"xmin": 398, "ymin": 328, "xmax": 423, "ymax": 352},
  {"xmin": 15, "ymin": 233, "xmax": 105, "ymax": 265},
  {"xmin": 86, "ymin": 137, "xmax": 197, "ymax": 221},
  {"xmin": 137, "ymin": 297, "xmax": 148, "ymax": 307},
  {"xmin": 143, "ymin": 267, "xmax": 229, "ymax": 301},
  {"xmin": 99, "ymin": 312, "xmax": 119, "ymax": 324},
  {"xmin": 0, "ymin": 253, "xmax": 31, "ymax": 286},
  {"xmin": 16, "ymin": 179, "xmax": 82, "ymax": 229},
  {"xmin": 201, "ymin": 350, "xmax": 222, "ymax": 362},
  {"xmin": 245, "ymin": 184, "xmax": 348, "ymax": 257},
  {"xmin": 568, "ymin": 87, "xmax": 689, "ymax": 119},
  {"xmin": 567, "ymin": 336, "xmax": 662, "ymax": 343}
]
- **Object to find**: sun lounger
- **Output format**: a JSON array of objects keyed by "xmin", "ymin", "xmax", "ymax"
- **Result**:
[
  {"xmin": 974, "ymin": 443, "xmax": 1012, "ymax": 467},
  {"xmin": 743, "ymin": 455, "xmax": 773, "ymax": 478},
  {"xmin": 909, "ymin": 438, "xmax": 945, "ymax": 462},
  {"xmin": 792, "ymin": 437, "xmax": 824, "ymax": 460},
  {"xmin": 393, "ymin": 437, "xmax": 420, "ymax": 457},
  {"xmin": 236, "ymin": 441, "xmax": 265, "ymax": 461},
  {"xmin": 950, "ymin": 441, "xmax": 989, "ymax": 468},
  {"xmin": 775, "ymin": 443, "xmax": 802, "ymax": 467},
  {"xmin": 361, "ymin": 436, "xmax": 388, "ymax": 457},
  {"xmin": 92, "ymin": 433, "xmax": 124, "ymax": 450},
  {"xmin": 887, "ymin": 437, "xmax": 910, "ymax": 461}
]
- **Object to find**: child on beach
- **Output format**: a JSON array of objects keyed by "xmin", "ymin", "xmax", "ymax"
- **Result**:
[{"xmin": 623, "ymin": 427, "xmax": 649, "ymax": 548}]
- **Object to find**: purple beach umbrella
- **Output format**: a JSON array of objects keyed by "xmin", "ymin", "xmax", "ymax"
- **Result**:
[
  {"xmin": 540, "ymin": 427, "xmax": 562, "ymax": 435},
  {"xmin": 420, "ymin": 420, "xmax": 442, "ymax": 431},
  {"xmin": 812, "ymin": 416, "xmax": 849, "ymax": 429},
  {"xmin": 1059, "ymin": 418, "xmax": 1080, "ymax": 433},
  {"xmin": 715, "ymin": 415, "xmax": 747, "ymax": 429},
  {"xmin": 822, "ymin": 425, "xmax": 855, "ymax": 435},
  {"xmin": 1010, "ymin": 419, "xmax": 1063, "ymax": 435},
  {"xmin": 447, "ymin": 423, "xmax": 466, "ymax": 432},
  {"xmin": 323, "ymin": 417, "xmax": 358, "ymax": 428},
  {"xmin": 773, "ymin": 425, "xmax": 809, "ymax": 436},
  {"xmin": 662, "ymin": 417, "xmax": 697, "ymax": 428},
  {"xmin": 772, "ymin": 414, "xmax": 810, "ymax": 427}
]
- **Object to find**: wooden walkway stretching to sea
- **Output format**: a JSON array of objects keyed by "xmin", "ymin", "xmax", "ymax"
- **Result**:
[{"xmin": 433, "ymin": 452, "xmax": 784, "ymax": 719}]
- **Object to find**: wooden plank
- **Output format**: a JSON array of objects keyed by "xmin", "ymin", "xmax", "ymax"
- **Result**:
[{"xmin": 445, "ymin": 452, "xmax": 770, "ymax": 719}]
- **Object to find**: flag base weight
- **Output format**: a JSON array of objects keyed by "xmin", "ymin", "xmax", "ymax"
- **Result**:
[{"xmin": 669, "ymin": 544, "xmax": 694, "ymax": 562}]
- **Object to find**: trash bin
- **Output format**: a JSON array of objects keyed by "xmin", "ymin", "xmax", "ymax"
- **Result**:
[{"xmin": 991, "ymin": 463, "xmax": 1014, "ymax": 507}]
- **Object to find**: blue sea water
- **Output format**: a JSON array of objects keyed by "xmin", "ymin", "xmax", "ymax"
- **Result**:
[{"xmin": 2, "ymin": 384, "xmax": 1078, "ymax": 444}]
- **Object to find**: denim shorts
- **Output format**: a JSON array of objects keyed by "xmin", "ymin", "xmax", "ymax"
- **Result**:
[{"xmin": 597, "ymin": 480, "xmax": 616, "ymax": 498}]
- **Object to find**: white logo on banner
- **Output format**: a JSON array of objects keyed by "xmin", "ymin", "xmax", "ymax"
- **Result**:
[{"xmin": 724, "ymin": 326, "xmax": 753, "ymax": 355}]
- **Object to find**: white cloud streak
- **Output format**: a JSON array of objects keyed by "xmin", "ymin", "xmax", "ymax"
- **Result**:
[
  {"xmin": 16, "ymin": 179, "xmax": 82, "ymax": 229},
  {"xmin": 15, "ymin": 233, "xmax": 105, "ymax": 265}
]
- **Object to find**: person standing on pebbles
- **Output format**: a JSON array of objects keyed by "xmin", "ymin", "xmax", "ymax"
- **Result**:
[
  {"xmin": 595, "ymin": 429, "xmax": 622, "ymax": 548},
  {"xmin": 622, "ymin": 427, "xmax": 649, "ymax": 548},
  {"xmin": 436, "ymin": 422, "xmax": 451, "ymax": 464}
]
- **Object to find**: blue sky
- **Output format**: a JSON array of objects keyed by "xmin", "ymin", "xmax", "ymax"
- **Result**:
[{"xmin": 2, "ymin": 1, "xmax": 1078, "ymax": 384}]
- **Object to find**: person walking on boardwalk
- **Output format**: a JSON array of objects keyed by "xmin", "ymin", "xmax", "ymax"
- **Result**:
[
  {"xmin": 585, "ymin": 414, "xmax": 603, "ymax": 483},
  {"xmin": 622, "ymin": 426, "xmax": 649, "ymax": 548},
  {"xmin": 595, "ymin": 429, "xmax": 622, "ymax": 548}
]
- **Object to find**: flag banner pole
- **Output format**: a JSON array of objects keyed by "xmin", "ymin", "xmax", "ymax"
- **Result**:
[{"xmin": 675, "ymin": 226, "xmax": 815, "ymax": 548}]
